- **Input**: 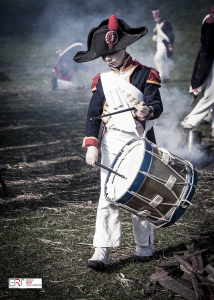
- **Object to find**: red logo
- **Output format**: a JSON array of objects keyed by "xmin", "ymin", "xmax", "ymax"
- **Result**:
[
  {"xmin": 15, "ymin": 279, "xmax": 21, "ymax": 286},
  {"xmin": 105, "ymin": 30, "xmax": 118, "ymax": 49}
]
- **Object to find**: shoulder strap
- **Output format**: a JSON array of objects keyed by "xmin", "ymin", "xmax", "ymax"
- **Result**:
[
  {"xmin": 156, "ymin": 23, "xmax": 170, "ymax": 43},
  {"xmin": 100, "ymin": 71, "xmax": 138, "ymax": 135},
  {"xmin": 202, "ymin": 14, "xmax": 209, "ymax": 24},
  {"xmin": 113, "ymin": 75, "xmax": 144, "ymax": 102}
]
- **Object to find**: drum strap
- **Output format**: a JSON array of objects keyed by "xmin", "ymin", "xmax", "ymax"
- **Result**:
[
  {"xmin": 113, "ymin": 75, "xmax": 144, "ymax": 102},
  {"xmin": 100, "ymin": 71, "xmax": 141, "ymax": 135}
]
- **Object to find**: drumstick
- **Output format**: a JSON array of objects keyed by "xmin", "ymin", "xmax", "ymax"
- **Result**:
[
  {"xmin": 90, "ymin": 101, "xmax": 159, "ymax": 121},
  {"xmin": 78, "ymin": 154, "xmax": 126, "ymax": 179},
  {"xmin": 90, "ymin": 107, "xmax": 135, "ymax": 121}
]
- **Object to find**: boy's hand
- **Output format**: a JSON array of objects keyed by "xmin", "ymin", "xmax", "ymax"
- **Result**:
[
  {"xmin": 86, "ymin": 146, "xmax": 98, "ymax": 166},
  {"xmin": 135, "ymin": 102, "xmax": 150, "ymax": 120}
]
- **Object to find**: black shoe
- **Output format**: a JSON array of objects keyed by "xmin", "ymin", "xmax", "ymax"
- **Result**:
[
  {"xmin": 87, "ymin": 260, "xmax": 106, "ymax": 270},
  {"xmin": 134, "ymin": 255, "xmax": 151, "ymax": 263}
]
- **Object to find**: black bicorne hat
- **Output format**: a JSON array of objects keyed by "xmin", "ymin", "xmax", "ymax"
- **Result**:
[{"xmin": 73, "ymin": 15, "xmax": 148, "ymax": 63}]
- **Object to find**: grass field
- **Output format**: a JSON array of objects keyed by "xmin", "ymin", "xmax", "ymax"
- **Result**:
[{"xmin": 1, "ymin": 1, "xmax": 214, "ymax": 299}]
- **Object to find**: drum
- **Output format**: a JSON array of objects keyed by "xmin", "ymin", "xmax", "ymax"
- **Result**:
[{"xmin": 104, "ymin": 137, "xmax": 197, "ymax": 228}]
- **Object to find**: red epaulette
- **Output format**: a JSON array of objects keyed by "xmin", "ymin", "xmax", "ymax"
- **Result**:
[
  {"xmin": 147, "ymin": 68, "xmax": 161, "ymax": 86},
  {"xmin": 91, "ymin": 73, "xmax": 100, "ymax": 92},
  {"xmin": 133, "ymin": 60, "xmax": 147, "ymax": 69},
  {"xmin": 133, "ymin": 60, "xmax": 161, "ymax": 86}
]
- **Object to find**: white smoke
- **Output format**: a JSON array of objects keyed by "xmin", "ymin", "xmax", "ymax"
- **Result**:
[
  {"xmin": 125, "ymin": 50, "xmax": 212, "ymax": 167},
  {"xmin": 153, "ymin": 86, "xmax": 213, "ymax": 166},
  {"xmin": 31, "ymin": 1, "xmax": 213, "ymax": 167},
  {"xmin": 31, "ymin": 1, "xmax": 155, "ymax": 88},
  {"xmin": 154, "ymin": 85, "xmax": 191, "ymax": 149}
]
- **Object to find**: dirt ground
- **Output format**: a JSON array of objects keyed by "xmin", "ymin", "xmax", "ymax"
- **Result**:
[
  {"xmin": 1, "ymin": 73, "xmax": 214, "ymax": 300},
  {"xmin": 1, "ymin": 80, "xmax": 214, "ymax": 208},
  {"xmin": 0, "ymin": 84, "xmax": 101, "ymax": 210}
]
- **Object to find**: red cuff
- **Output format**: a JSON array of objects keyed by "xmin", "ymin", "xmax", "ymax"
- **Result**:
[{"xmin": 82, "ymin": 137, "xmax": 98, "ymax": 150}]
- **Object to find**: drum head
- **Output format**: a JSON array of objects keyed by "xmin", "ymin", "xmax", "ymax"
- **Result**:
[
  {"xmin": 106, "ymin": 140, "xmax": 146, "ymax": 201},
  {"xmin": 105, "ymin": 137, "xmax": 198, "ymax": 229}
]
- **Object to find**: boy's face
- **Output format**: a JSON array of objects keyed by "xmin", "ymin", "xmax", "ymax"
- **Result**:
[{"xmin": 102, "ymin": 49, "xmax": 126, "ymax": 68}]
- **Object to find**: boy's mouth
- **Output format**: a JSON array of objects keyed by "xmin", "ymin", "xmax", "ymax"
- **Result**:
[{"xmin": 108, "ymin": 61, "xmax": 115, "ymax": 66}]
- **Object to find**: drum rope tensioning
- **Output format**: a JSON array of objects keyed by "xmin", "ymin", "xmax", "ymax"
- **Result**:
[{"xmin": 104, "ymin": 137, "xmax": 198, "ymax": 228}]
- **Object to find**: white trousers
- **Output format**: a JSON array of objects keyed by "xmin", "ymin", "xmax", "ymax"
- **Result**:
[
  {"xmin": 154, "ymin": 43, "xmax": 170, "ymax": 80},
  {"xmin": 56, "ymin": 79, "xmax": 77, "ymax": 90},
  {"xmin": 56, "ymin": 69, "xmax": 79, "ymax": 90},
  {"xmin": 185, "ymin": 62, "xmax": 214, "ymax": 128},
  {"xmin": 93, "ymin": 127, "xmax": 154, "ymax": 248}
]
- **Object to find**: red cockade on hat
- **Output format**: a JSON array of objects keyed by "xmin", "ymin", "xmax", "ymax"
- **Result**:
[{"xmin": 105, "ymin": 15, "xmax": 119, "ymax": 49}]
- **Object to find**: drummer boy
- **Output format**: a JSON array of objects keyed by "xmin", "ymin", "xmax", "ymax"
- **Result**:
[{"xmin": 73, "ymin": 15, "xmax": 163, "ymax": 269}]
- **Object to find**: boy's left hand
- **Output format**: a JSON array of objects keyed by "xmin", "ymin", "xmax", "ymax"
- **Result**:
[{"xmin": 135, "ymin": 102, "xmax": 150, "ymax": 120}]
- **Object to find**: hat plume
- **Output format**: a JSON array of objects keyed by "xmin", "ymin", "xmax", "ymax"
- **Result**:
[{"xmin": 108, "ymin": 15, "xmax": 119, "ymax": 31}]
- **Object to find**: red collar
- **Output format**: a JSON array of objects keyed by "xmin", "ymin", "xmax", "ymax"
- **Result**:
[{"xmin": 110, "ymin": 55, "xmax": 135, "ymax": 72}]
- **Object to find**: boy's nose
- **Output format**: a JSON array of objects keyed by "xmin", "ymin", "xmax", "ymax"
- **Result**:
[{"xmin": 105, "ymin": 56, "xmax": 112, "ymax": 62}]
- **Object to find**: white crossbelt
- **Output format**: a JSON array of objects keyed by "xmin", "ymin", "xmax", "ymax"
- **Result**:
[
  {"xmin": 101, "ymin": 71, "xmax": 143, "ymax": 135},
  {"xmin": 202, "ymin": 14, "xmax": 209, "ymax": 24},
  {"xmin": 156, "ymin": 23, "xmax": 170, "ymax": 43}
]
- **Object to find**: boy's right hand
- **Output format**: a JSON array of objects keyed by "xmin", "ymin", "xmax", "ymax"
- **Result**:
[{"xmin": 86, "ymin": 146, "xmax": 98, "ymax": 166}]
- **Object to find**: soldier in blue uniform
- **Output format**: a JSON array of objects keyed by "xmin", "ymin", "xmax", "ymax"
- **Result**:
[
  {"xmin": 73, "ymin": 15, "xmax": 163, "ymax": 269},
  {"xmin": 181, "ymin": 5, "xmax": 214, "ymax": 137},
  {"xmin": 51, "ymin": 42, "xmax": 86, "ymax": 90},
  {"xmin": 151, "ymin": 7, "xmax": 174, "ymax": 83}
]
